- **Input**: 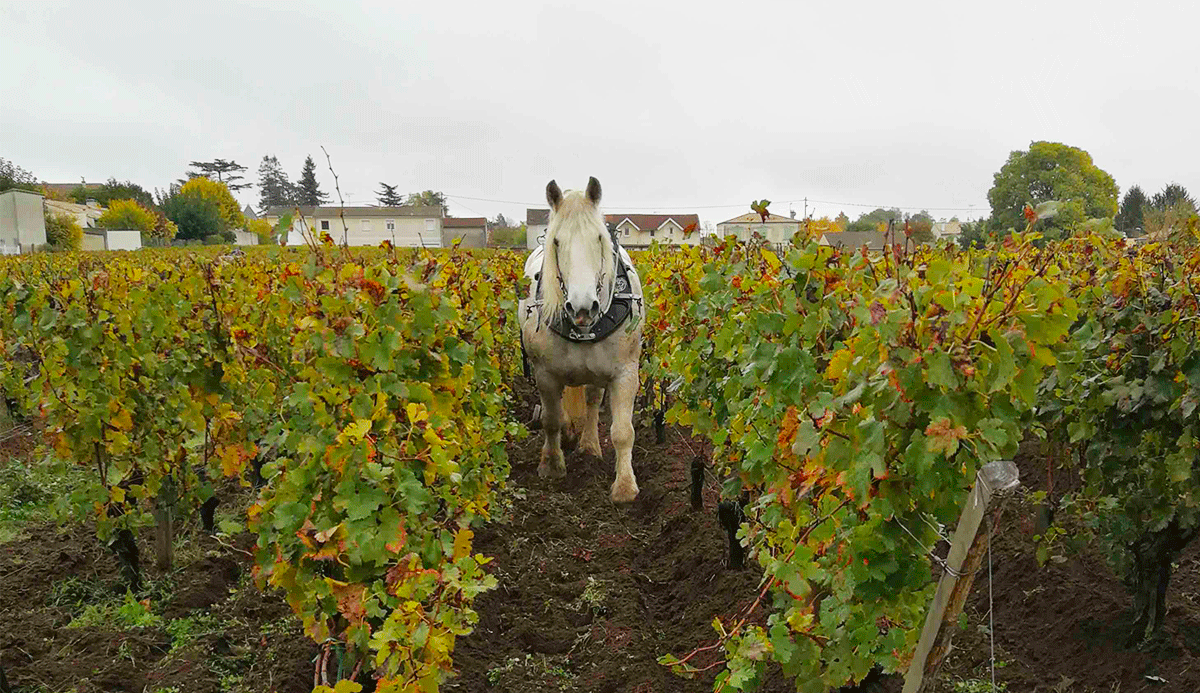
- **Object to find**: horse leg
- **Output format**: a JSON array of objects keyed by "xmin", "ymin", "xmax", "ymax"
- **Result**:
[
  {"xmin": 609, "ymin": 369, "xmax": 639, "ymax": 503},
  {"xmin": 536, "ymin": 376, "xmax": 567, "ymax": 479},
  {"xmin": 560, "ymin": 386, "xmax": 587, "ymax": 453},
  {"xmin": 579, "ymin": 385, "xmax": 604, "ymax": 457}
]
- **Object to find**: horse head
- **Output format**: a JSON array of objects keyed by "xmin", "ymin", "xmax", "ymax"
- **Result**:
[{"xmin": 541, "ymin": 177, "xmax": 615, "ymax": 329}]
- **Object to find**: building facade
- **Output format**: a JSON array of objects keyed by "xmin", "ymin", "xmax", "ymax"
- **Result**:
[
  {"xmin": 0, "ymin": 190, "xmax": 47, "ymax": 255},
  {"xmin": 715, "ymin": 212, "xmax": 803, "ymax": 245},
  {"xmin": 264, "ymin": 205, "xmax": 444, "ymax": 247},
  {"xmin": 442, "ymin": 217, "xmax": 487, "ymax": 248},
  {"xmin": 525, "ymin": 208, "xmax": 700, "ymax": 250}
]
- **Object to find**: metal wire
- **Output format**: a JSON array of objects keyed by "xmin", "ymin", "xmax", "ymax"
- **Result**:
[
  {"xmin": 893, "ymin": 515, "xmax": 963, "ymax": 578},
  {"xmin": 988, "ymin": 515, "xmax": 997, "ymax": 693}
]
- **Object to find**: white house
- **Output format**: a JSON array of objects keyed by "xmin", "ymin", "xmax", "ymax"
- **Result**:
[
  {"xmin": 525, "ymin": 208, "xmax": 701, "ymax": 250},
  {"xmin": 525, "ymin": 208, "xmax": 549, "ymax": 250},
  {"xmin": 0, "ymin": 189, "xmax": 47, "ymax": 254},
  {"xmin": 263, "ymin": 205, "xmax": 443, "ymax": 247},
  {"xmin": 931, "ymin": 221, "xmax": 962, "ymax": 240},
  {"xmin": 716, "ymin": 212, "xmax": 804, "ymax": 245},
  {"xmin": 44, "ymin": 198, "xmax": 104, "ymax": 230}
]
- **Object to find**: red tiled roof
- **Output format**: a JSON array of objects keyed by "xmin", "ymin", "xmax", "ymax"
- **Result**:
[
  {"xmin": 442, "ymin": 217, "xmax": 486, "ymax": 228},
  {"xmin": 605, "ymin": 214, "xmax": 699, "ymax": 231}
]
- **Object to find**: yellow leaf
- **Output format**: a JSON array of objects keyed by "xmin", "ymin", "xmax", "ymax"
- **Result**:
[
  {"xmin": 111, "ymin": 408, "xmax": 133, "ymax": 431},
  {"xmin": 761, "ymin": 248, "xmax": 782, "ymax": 272},
  {"xmin": 110, "ymin": 486, "xmax": 126, "ymax": 504},
  {"xmin": 340, "ymin": 419, "xmax": 373, "ymax": 443},
  {"xmin": 453, "ymin": 528, "xmax": 473, "ymax": 560},
  {"xmin": 825, "ymin": 348, "xmax": 854, "ymax": 381},
  {"xmin": 406, "ymin": 402, "xmax": 428, "ymax": 423}
]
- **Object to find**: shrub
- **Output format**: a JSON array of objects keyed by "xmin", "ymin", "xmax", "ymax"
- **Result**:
[
  {"xmin": 43, "ymin": 211, "xmax": 83, "ymax": 251},
  {"xmin": 97, "ymin": 199, "xmax": 156, "ymax": 232}
]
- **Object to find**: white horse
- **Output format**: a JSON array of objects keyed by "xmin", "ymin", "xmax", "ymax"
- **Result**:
[{"xmin": 519, "ymin": 177, "xmax": 644, "ymax": 503}]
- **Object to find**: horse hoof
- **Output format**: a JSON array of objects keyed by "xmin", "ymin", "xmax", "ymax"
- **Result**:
[
  {"xmin": 580, "ymin": 439, "xmax": 603, "ymax": 458},
  {"xmin": 611, "ymin": 479, "xmax": 639, "ymax": 503},
  {"xmin": 538, "ymin": 462, "xmax": 567, "ymax": 479}
]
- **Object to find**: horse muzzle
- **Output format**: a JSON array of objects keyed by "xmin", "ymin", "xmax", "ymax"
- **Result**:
[{"xmin": 565, "ymin": 299, "xmax": 600, "ymax": 328}]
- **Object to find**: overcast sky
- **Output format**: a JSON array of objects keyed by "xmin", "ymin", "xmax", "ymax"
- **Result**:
[{"xmin": 3, "ymin": 1, "xmax": 1197, "ymax": 227}]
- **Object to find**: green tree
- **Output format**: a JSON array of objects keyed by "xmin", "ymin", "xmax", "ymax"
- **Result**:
[
  {"xmin": 957, "ymin": 218, "xmax": 994, "ymax": 249},
  {"xmin": 376, "ymin": 183, "xmax": 404, "ymax": 206},
  {"xmin": 833, "ymin": 212, "xmax": 850, "ymax": 230},
  {"xmin": 1150, "ymin": 183, "xmax": 1196, "ymax": 214},
  {"xmin": 405, "ymin": 190, "xmax": 447, "ymax": 216},
  {"xmin": 257, "ymin": 155, "xmax": 296, "ymax": 213},
  {"xmin": 295, "ymin": 155, "xmax": 329, "ymax": 206},
  {"xmin": 161, "ymin": 178, "xmax": 244, "ymax": 242},
  {"xmin": 97, "ymin": 199, "xmax": 157, "ymax": 232},
  {"xmin": 43, "ymin": 210, "xmax": 83, "ymax": 251},
  {"xmin": 987, "ymin": 141, "xmax": 1119, "ymax": 239},
  {"xmin": 1116, "ymin": 185, "xmax": 1148, "ymax": 236},
  {"xmin": 186, "ymin": 159, "xmax": 251, "ymax": 192},
  {"xmin": 69, "ymin": 178, "xmax": 154, "ymax": 208},
  {"xmin": 0, "ymin": 157, "xmax": 40, "ymax": 193},
  {"xmin": 846, "ymin": 207, "xmax": 901, "ymax": 234}
]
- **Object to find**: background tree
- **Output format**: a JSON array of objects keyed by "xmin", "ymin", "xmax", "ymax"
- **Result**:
[
  {"xmin": 294, "ymin": 155, "xmax": 329, "ymax": 206},
  {"xmin": 97, "ymin": 199, "xmax": 157, "ymax": 232},
  {"xmin": 187, "ymin": 159, "xmax": 251, "ymax": 192},
  {"xmin": 151, "ymin": 210, "xmax": 178, "ymax": 242},
  {"xmin": 376, "ymin": 183, "xmax": 404, "ymax": 206},
  {"xmin": 162, "ymin": 178, "xmax": 245, "ymax": 242},
  {"xmin": 1150, "ymin": 183, "xmax": 1196, "ymax": 214},
  {"xmin": 43, "ymin": 210, "xmax": 83, "ymax": 251},
  {"xmin": 69, "ymin": 177, "xmax": 154, "ymax": 208},
  {"xmin": 957, "ymin": 217, "xmax": 995, "ymax": 249},
  {"xmin": 1116, "ymin": 185, "xmax": 1149, "ymax": 236},
  {"xmin": 833, "ymin": 211, "xmax": 850, "ymax": 230},
  {"xmin": 0, "ymin": 157, "xmax": 40, "ymax": 193},
  {"xmin": 987, "ymin": 141, "xmax": 1119, "ymax": 239},
  {"xmin": 257, "ymin": 155, "xmax": 296, "ymax": 213},
  {"xmin": 405, "ymin": 190, "xmax": 448, "ymax": 216},
  {"xmin": 488, "ymin": 213, "xmax": 525, "ymax": 247},
  {"xmin": 846, "ymin": 207, "xmax": 902, "ymax": 234}
]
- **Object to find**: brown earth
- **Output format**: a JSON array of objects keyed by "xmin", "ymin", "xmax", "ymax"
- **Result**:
[{"xmin": 4, "ymin": 393, "xmax": 1200, "ymax": 693}]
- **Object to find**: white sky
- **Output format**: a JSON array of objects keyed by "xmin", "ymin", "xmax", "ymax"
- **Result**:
[{"xmin": 3, "ymin": 0, "xmax": 1198, "ymax": 227}]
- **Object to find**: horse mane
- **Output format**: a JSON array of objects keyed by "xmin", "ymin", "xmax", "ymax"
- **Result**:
[{"xmin": 540, "ymin": 189, "xmax": 614, "ymax": 327}]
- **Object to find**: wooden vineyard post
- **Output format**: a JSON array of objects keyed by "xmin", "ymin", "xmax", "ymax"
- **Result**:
[
  {"xmin": 902, "ymin": 460, "xmax": 1020, "ymax": 693},
  {"xmin": 154, "ymin": 474, "xmax": 176, "ymax": 572}
]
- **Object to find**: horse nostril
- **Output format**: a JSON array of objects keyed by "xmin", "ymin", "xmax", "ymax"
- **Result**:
[
  {"xmin": 591, "ymin": 300, "xmax": 599, "ymax": 313},
  {"xmin": 564, "ymin": 301, "xmax": 574, "ymax": 314}
]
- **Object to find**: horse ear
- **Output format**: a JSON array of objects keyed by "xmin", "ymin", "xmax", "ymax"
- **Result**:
[
  {"xmin": 546, "ymin": 180, "xmax": 562, "ymax": 211},
  {"xmin": 586, "ymin": 177, "xmax": 602, "ymax": 206}
]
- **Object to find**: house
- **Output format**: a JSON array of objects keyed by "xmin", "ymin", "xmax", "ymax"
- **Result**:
[
  {"xmin": 234, "ymin": 205, "xmax": 260, "ymax": 245},
  {"xmin": 0, "ymin": 189, "xmax": 47, "ymax": 255},
  {"xmin": 263, "ymin": 205, "xmax": 443, "ymax": 247},
  {"xmin": 716, "ymin": 212, "xmax": 803, "ymax": 245},
  {"xmin": 931, "ymin": 221, "xmax": 962, "ymax": 240},
  {"xmin": 525, "ymin": 209, "xmax": 549, "ymax": 250},
  {"xmin": 818, "ymin": 230, "xmax": 890, "ymax": 252},
  {"xmin": 442, "ymin": 217, "xmax": 487, "ymax": 248},
  {"xmin": 525, "ymin": 208, "xmax": 701, "ymax": 250},
  {"xmin": 607, "ymin": 214, "xmax": 701, "ymax": 249},
  {"xmin": 82, "ymin": 228, "xmax": 142, "ymax": 252},
  {"xmin": 45, "ymin": 198, "xmax": 104, "ymax": 230}
]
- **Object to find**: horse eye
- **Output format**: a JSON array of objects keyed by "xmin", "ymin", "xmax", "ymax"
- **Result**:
[{"xmin": 554, "ymin": 239, "xmax": 559, "ymax": 247}]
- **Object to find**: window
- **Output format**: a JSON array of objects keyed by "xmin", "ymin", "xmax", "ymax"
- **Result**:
[
  {"xmin": 425, "ymin": 219, "xmax": 436, "ymax": 232},
  {"xmin": 361, "ymin": 219, "xmax": 371, "ymax": 231},
  {"xmin": 386, "ymin": 219, "xmax": 395, "ymax": 232},
  {"xmin": 649, "ymin": 228, "xmax": 655, "ymax": 238},
  {"xmin": 321, "ymin": 220, "xmax": 329, "ymax": 230},
  {"xmin": 624, "ymin": 226, "xmax": 630, "ymax": 237}
]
